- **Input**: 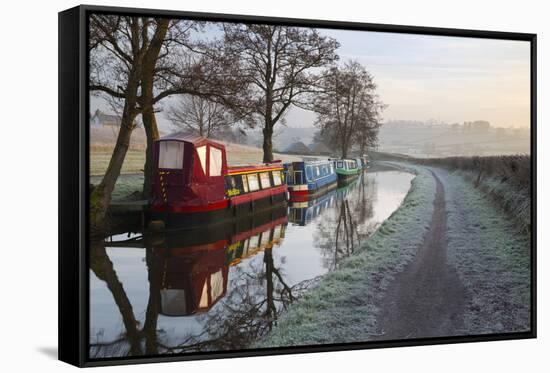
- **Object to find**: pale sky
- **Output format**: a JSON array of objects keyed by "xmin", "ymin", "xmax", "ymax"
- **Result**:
[
  {"xmin": 316, "ymin": 29, "xmax": 531, "ymax": 128},
  {"xmin": 91, "ymin": 26, "xmax": 531, "ymax": 131}
]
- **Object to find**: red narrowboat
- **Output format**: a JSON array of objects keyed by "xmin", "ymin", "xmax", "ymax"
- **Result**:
[{"xmin": 150, "ymin": 133, "xmax": 288, "ymax": 228}]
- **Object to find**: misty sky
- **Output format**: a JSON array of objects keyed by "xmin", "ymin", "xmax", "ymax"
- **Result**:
[{"xmin": 91, "ymin": 26, "xmax": 531, "ymax": 131}]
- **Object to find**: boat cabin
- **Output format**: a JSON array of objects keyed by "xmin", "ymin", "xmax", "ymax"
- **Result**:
[
  {"xmin": 151, "ymin": 133, "xmax": 228, "ymax": 211},
  {"xmin": 151, "ymin": 133, "xmax": 288, "ymax": 228},
  {"xmin": 284, "ymin": 160, "xmax": 337, "ymax": 197},
  {"xmin": 334, "ymin": 159, "xmax": 359, "ymax": 172}
]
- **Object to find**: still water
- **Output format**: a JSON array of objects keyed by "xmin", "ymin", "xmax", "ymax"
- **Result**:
[{"xmin": 89, "ymin": 170, "xmax": 414, "ymax": 358}]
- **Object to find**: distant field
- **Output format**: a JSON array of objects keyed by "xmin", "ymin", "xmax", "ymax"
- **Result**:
[
  {"xmin": 90, "ymin": 126, "xmax": 309, "ymax": 176},
  {"xmin": 90, "ymin": 126, "xmax": 313, "ymax": 200}
]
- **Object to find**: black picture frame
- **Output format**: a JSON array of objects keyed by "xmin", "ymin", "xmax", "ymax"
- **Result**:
[{"xmin": 58, "ymin": 4, "xmax": 537, "ymax": 367}]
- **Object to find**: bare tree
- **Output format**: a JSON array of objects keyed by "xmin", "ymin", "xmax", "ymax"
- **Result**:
[
  {"xmin": 222, "ymin": 24, "xmax": 339, "ymax": 162},
  {"xmin": 89, "ymin": 15, "xmax": 169, "ymax": 232},
  {"xmin": 312, "ymin": 60, "xmax": 385, "ymax": 158},
  {"xmin": 166, "ymin": 95, "xmax": 234, "ymax": 137},
  {"xmin": 137, "ymin": 20, "xmax": 245, "ymax": 198}
]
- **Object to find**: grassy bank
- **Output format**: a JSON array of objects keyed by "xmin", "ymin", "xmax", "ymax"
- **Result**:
[
  {"xmin": 256, "ymin": 161, "xmax": 531, "ymax": 346},
  {"xmin": 89, "ymin": 174, "xmax": 144, "ymax": 201},
  {"xmin": 256, "ymin": 165, "xmax": 434, "ymax": 347},
  {"xmin": 417, "ymin": 155, "xmax": 531, "ymax": 233},
  {"xmin": 438, "ymin": 170, "xmax": 531, "ymax": 334}
]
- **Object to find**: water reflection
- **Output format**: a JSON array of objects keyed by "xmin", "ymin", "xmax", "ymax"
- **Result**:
[{"xmin": 89, "ymin": 171, "xmax": 413, "ymax": 358}]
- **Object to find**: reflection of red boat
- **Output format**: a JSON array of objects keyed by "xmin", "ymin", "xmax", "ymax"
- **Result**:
[
  {"xmin": 153, "ymin": 243, "xmax": 229, "ymax": 316},
  {"xmin": 150, "ymin": 134, "xmax": 287, "ymax": 228},
  {"xmin": 150, "ymin": 208, "xmax": 288, "ymax": 316}
]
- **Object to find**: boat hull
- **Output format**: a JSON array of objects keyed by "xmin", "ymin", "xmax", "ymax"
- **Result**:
[
  {"xmin": 150, "ymin": 190, "xmax": 287, "ymax": 230},
  {"xmin": 288, "ymin": 180, "xmax": 338, "ymax": 202},
  {"xmin": 336, "ymin": 171, "xmax": 360, "ymax": 185}
]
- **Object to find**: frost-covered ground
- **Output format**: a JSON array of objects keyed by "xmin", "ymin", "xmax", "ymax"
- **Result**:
[
  {"xmin": 257, "ymin": 164, "xmax": 435, "ymax": 346},
  {"xmin": 256, "ymin": 162, "xmax": 531, "ymax": 348},
  {"xmin": 439, "ymin": 169, "xmax": 531, "ymax": 334}
]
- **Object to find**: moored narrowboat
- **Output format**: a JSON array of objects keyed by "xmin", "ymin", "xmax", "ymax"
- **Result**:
[
  {"xmin": 334, "ymin": 158, "xmax": 361, "ymax": 183},
  {"xmin": 284, "ymin": 160, "xmax": 337, "ymax": 201},
  {"xmin": 150, "ymin": 133, "xmax": 288, "ymax": 229}
]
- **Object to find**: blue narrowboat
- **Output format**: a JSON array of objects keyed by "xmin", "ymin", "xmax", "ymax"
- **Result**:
[{"xmin": 284, "ymin": 160, "xmax": 338, "ymax": 201}]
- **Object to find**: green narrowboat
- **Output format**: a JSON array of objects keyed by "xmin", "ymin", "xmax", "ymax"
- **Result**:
[{"xmin": 333, "ymin": 158, "xmax": 361, "ymax": 183}]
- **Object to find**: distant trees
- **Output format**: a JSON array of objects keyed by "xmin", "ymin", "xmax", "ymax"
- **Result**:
[
  {"xmin": 312, "ymin": 60, "xmax": 385, "ymax": 158},
  {"xmin": 462, "ymin": 120, "xmax": 491, "ymax": 132},
  {"xmin": 167, "ymin": 96, "xmax": 235, "ymax": 138},
  {"xmin": 222, "ymin": 24, "xmax": 340, "ymax": 162}
]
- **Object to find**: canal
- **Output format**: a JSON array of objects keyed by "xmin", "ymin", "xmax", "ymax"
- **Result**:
[{"xmin": 89, "ymin": 168, "xmax": 414, "ymax": 358}]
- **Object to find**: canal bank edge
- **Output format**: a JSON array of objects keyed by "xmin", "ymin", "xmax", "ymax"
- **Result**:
[{"xmin": 256, "ymin": 163, "xmax": 436, "ymax": 347}]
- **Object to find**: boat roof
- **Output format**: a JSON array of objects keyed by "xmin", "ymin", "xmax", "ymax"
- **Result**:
[
  {"xmin": 158, "ymin": 132, "xmax": 224, "ymax": 148},
  {"xmin": 228, "ymin": 163, "xmax": 284, "ymax": 175},
  {"xmin": 290, "ymin": 159, "xmax": 333, "ymax": 166},
  {"xmin": 333, "ymin": 158, "xmax": 357, "ymax": 162}
]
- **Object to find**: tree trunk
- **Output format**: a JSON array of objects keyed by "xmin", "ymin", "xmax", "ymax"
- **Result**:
[
  {"xmin": 264, "ymin": 248, "xmax": 276, "ymax": 328},
  {"xmin": 140, "ymin": 19, "xmax": 169, "ymax": 199},
  {"xmin": 143, "ymin": 248, "xmax": 160, "ymax": 355},
  {"xmin": 141, "ymin": 107, "xmax": 159, "ymax": 200},
  {"xmin": 90, "ymin": 100, "xmax": 138, "ymax": 234},
  {"xmin": 262, "ymin": 123, "xmax": 274, "ymax": 163},
  {"xmin": 90, "ymin": 242, "xmax": 142, "ymax": 355},
  {"xmin": 341, "ymin": 139, "xmax": 348, "ymax": 158}
]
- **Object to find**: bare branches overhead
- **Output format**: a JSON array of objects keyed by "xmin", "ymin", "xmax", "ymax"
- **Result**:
[{"xmin": 221, "ymin": 24, "xmax": 340, "ymax": 162}]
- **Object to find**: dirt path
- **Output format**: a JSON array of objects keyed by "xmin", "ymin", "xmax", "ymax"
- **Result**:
[{"xmin": 376, "ymin": 169, "xmax": 466, "ymax": 339}]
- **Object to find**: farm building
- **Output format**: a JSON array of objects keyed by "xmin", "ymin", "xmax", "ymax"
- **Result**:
[{"xmin": 91, "ymin": 109, "xmax": 121, "ymax": 127}]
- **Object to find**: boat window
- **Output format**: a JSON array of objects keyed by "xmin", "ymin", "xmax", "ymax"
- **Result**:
[
  {"xmin": 199, "ymin": 281, "xmax": 209, "ymax": 308},
  {"xmin": 243, "ymin": 239, "xmax": 250, "ymax": 255},
  {"xmin": 261, "ymin": 230, "xmax": 270, "ymax": 245},
  {"xmin": 227, "ymin": 176, "xmax": 237, "ymax": 189},
  {"xmin": 196, "ymin": 145, "xmax": 207, "ymax": 174},
  {"xmin": 336, "ymin": 161, "xmax": 343, "ymax": 168},
  {"xmin": 241, "ymin": 175, "xmax": 249, "ymax": 193},
  {"xmin": 272, "ymin": 170, "xmax": 282, "ymax": 186},
  {"xmin": 286, "ymin": 165, "xmax": 293, "ymax": 183},
  {"xmin": 158, "ymin": 141, "xmax": 184, "ymax": 169},
  {"xmin": 247, "ymin": 173, "xmax": 260, "ymax": 191},
  {"xmin": 160, "ymin": 289, "xmax": 187, "ymax": 315},
  {"xmin": 209, "ymin": 146, "xmax": 223, "ymax": 176},
  {"xmin": 259, "ymin": 172, "xmax": 271, "ymax": 189},
  {"xmin": 210, "ymin": 270, "xmax": 224, "ymax": 302},
  {"xmin": 273, "ymin": 225, "xmax": 282, "ymax": 240},
  {"xmin": 249, "ymin": 234, "xmax": 260, "ymax": 249},
  {"xmin": 305, "ymin": 166, "xmax": 313, "ymax": 181}
]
